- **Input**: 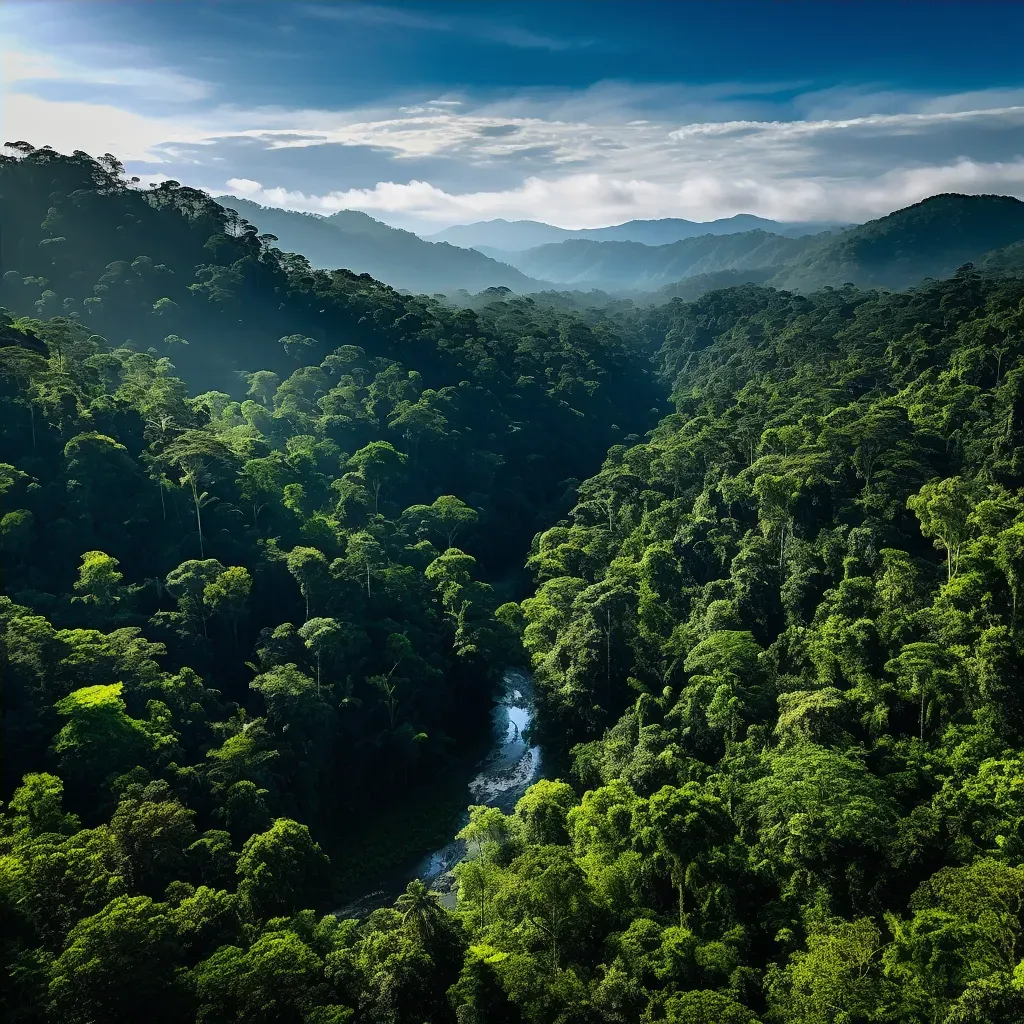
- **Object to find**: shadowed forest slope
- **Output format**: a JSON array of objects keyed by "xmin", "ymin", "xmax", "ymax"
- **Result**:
[{"xmin": 215, "ymin": 197, "xmax": 545, "ymax": 295}]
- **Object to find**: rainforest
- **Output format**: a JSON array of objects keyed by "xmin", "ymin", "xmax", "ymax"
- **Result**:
[{"xmin": 5, "ymin": 138, "xmax": 1024, "ymax": 1024}]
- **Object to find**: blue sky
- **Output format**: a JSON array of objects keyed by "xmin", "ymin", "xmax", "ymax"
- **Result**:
[{"xmin": 3, "ymin": 1, "xmax": 1024, "ymax": 231}]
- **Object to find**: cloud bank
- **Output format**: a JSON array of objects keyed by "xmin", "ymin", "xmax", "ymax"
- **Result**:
[{"xmin": 4, "ymin": 10, "xmax": 1024, "ymax": 231}]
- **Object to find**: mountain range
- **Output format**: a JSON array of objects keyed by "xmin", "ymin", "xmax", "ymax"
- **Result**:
[
  {"xmin": 489, "ymin": 194, "xmax": 1024, "ymax": 294},
  {"xmin": 215, "ymin": 196, "xmax": 542, "ymax": 295},
  {"xmin": 218, "ymin": 193, "xmax": 1024, "ymax": 300},
  {"xmin": 489, "ymin": 230, "xmax": 819, "ymax": 290},
  {"xmin": 425, "ymin": 214, "xmax": 842, "ymax": 249}
]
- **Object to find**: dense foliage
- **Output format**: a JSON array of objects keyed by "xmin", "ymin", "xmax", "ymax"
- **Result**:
[
  {"xmin": 5, "ymin": 143, "xmax": 1024, "ymax": 1024},
  {"xmin": 501, "ymin": 269, "xmax": 1024, "ymax": 1023},
  {"xmin": 0, "ymin": 146, "xmax": 657, "ymax": 1022}
]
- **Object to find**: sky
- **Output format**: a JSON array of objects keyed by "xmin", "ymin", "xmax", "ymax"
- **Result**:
[{"xmin": 3, "ymin": 0, "xmax": 1024, "ymax": 233}]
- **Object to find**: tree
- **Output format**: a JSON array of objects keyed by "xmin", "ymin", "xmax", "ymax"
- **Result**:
[
  {"xmin": 244, "ymin": 369, "xmax": 281, "ymax": 406},
  {"xmin": 996, "ymin": 523, "xmax": 1024, "ymax": 624},
  {"xmin": 286, "ymin": 546, "xmax": 330, "ymax": 620},
  {"xmin": 278, "ymin": 333, "xmax": 318, "ymax": 361},
  {"xmin": 161, "ymin": 430, "xmax": 236, "ymax": 558},
  {"xmin": 72, "ymin": 550, "xmax": 125, "ymax": 617},
  {"xmin": 345, "ymin": 531, "xmax": 385, "ymax": 599},
  {"xmin": 52, "ymin": 683, "xmax": 152, "ymax": 791},
  {"xmin": 404, "ymin": 494, "xmax": 478, "ymax": 549},
  {"xmin": 767, "ymin": 916, "xmax": 885, "ymax": 1024},
  {"xmin": 754, "ymin": 473, "xmax": 799, "ymax": 566},
  {"xmin": 215, "ymin": 780, "xmax": 272, "ymax": 845},
  {"xmin": 514, "ymin": 779, "xmax": 577, "ymax": 847},
  {"xmin": 63, "ymin": 432, "xmax": 144, "ymax": 525},
  {"xmin": 448, "ymin": 945, "xmax": 524, "ymax": 1024},
  {"xmin": 648, "ymin": 783, "xmax": 732, "ymax": 926},
  {"xmin": 908, "ymin": 477, "xmax": 974, "ymax": 582},
  {"xmin": 249, "ymin": 664, "xmax": 327, "ymax": 754},
  {"xmin": 662, "ymin": 990, "xmax": 762, "ymax": 1024},
  {"xmin": 296, "ymin": 616, "xmax": 359, "ymax": 695},
  {"xmin": 496, "ymin": 845, "xmax": 594, "ymax": 970},
  {"xmin": 109, "ymin": 782, "xmax": 197, "ymax": 893},
  {"xmin": 236, "ymin": 454, "xmax": 286, "ymax": 530},
  {"xmin": 883, "ymin": 860, "xmax": 1024, "ymax": 1024},
  {"xmin": 395, "ymin": 878, "xmax": 447, "ymax": 946},
  {"xmin": 7, "ymin": 772, "xmax": 80, "ymax": 836},
  {"xmin": 346, "ymin": 441, "xmax": 406, "ymax": 512},
  {"xmin": 886, "ymin": 642, "xmax": 951, "ymax": 742},
  {"xmin": 0, "ymin": 508, "xmax": 33, "ymax": 565},
  {"xmin": 236, "ymin": 818, "xmax": 330, "ymax": 921},
  {"xmin": 48, "ymin": 895, "xmax": 185, "ymax": 1024},
  {"xmin": 203, "ymin": 565, "xmax": 252, "ymax": 648},
  {"xmin": 166, "ymin": 559, "xmax": 226, "ymax": 637},
  {"xmin": 190, "ymin": 928, "xmax": 343, "ymax": 1024}
]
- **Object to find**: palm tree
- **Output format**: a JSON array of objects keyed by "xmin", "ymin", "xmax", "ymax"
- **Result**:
[
  {"xmin": 395, "ymin": 879, "xmax": 445, "ymax": 945},
  {"xmin": 160, "ymin": 430, "xmax": 235, "ymax": 557}
]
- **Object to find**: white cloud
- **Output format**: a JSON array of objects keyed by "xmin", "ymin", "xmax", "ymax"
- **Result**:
[
  {"xmin": 225, "ymin": 177, "xmax": 265, "ymax": 196},
  {"xmin": 667, "ymin": 106, "xmax": 1024, "ymax": 142},
  {"xmin": 2, "ymin": 39, "xmax": 211, "ymax": 102},
  {"xmin": 215, "ymin": 159, "xmax": 1024, "ymax": 228},
  {"xmin": 4, "ymin": 18, "xmax": 1024, "ymax": 229},
  {"xmin": 0, "ymin": 92, "xmax": 203, "ymax": 161}
]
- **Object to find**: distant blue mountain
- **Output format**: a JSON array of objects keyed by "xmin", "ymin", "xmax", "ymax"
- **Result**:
[
  {"xmin": 425, "ymin": 215, "xmax": 846, "ymax": 250},
  {"xmin": 484, "ymin": 231, "xmax": 821, "ymax": 290}
]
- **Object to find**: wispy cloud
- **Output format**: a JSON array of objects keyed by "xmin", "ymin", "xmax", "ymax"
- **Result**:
[
  {"xmin": 298, "ymin": 2, "xmax": 593, "ymax": 51},
  {"xmin": 4, "ymin": 9, "xmax": 1024, "ymax": 230},
  {"xmin": 3, "ymin": 33, "xmax": 211, "ymax": 104}
]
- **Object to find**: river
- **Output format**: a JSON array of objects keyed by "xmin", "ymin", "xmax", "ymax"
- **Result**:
[{"xmin": 333, "ymin": 666, "xmax": 542, "ymax": 918}]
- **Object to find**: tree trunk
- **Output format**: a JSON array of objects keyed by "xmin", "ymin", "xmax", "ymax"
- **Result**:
[
  {"xmin": 189, "ymin": 476, "xmax": 204, "ymax": 558},
  {"xmin": 606, "ymin": 609, "xmax": 612, "ymax": 703}
]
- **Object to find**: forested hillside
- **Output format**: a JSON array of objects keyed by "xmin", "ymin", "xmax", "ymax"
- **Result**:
[
  {"xmin": 770, "ymin": 194, "xmax": 1024, "ymax": 292},
  {"xmin": 495, "ymin": 231, "xmax": 816, "ymax": 290},
  {"xmin": 215, "ymin": 198, "xmax": 544, "ymax": 295},
  {"xmin": 5, "ymin": 142, "xmax": 1024, "ymax": 1024}
]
